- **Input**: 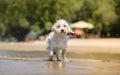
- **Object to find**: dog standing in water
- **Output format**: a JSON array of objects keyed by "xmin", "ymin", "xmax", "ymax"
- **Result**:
[{"xmin": 46, "ymin": 19, "xmax": 74, "ymax": 61}]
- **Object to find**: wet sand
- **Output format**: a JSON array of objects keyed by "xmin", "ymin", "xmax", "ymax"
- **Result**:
[{"xmin": 0, "ymin": 59, "xmax": 120, "ymax": 75}]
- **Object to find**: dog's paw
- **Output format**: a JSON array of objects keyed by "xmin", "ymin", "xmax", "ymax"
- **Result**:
[
  {"xmin": 62, "ymin": 58, "xmax": 69, "ymax": 62},
  {"xmin": 45, "ymin": 58, "xmax": 53, "ymax": 61},
  {"xmin": 48, "ymin": 56, "xmax": 54, "ymax": 61}
]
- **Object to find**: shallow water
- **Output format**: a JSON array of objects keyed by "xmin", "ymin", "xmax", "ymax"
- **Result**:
[
  {"xmin": 0, "ymin": 59, "xmax": 120, "ymax": 75},
  {"xmin": 0, "ymin": 50, "xmax": 120, "ymax": 60},
  {"xmin": 0, "ymin": 50, "xmax": 120, "ymax": 75},
  {"xmin": 0, "ymin": 50, "xmax": 47, "ymax": 58}
]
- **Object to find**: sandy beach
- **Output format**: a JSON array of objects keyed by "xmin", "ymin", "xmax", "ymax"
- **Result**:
[
  {"xmin": 0, "ymin": 39, "xmax": 120, "ymax": 75},
  {"xmin": 0, "ymin": 38, "xmax": 120, "ymax": 53}
]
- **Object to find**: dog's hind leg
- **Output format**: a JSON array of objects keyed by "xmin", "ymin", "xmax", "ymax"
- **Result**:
[{"xmin": 53, "ymin": 48, "xmax": 61, "ymax": 61}]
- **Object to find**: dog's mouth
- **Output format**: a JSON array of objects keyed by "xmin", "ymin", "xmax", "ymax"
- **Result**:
[
  {"xmin": 61, "ymin": 31, "xmax": 66, "ymax": 34},
  {"xmin": 60, "ymin": 32, "xmax": 66, "ymax": 35}
]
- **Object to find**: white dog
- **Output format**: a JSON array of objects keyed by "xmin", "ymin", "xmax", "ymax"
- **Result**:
[{"xmin": 46, "ymin": 19, "xmax": 74, "ymax": 61}]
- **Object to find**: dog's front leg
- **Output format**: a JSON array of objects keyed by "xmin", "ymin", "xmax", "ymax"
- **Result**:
[
  {"xmin": 56, "ymin": 50, "xmax": 61, "ymax": 61},
  {"xmin": 49, "ymin": 51, "xmax": 54, "ymax": 61},
  {"xmin": 47, "ymin": 46, "xmax": 54, "ymax": 61},
  {"xmin": 62, "ymin": 49, "xmax": 68, "ymax": 61}
]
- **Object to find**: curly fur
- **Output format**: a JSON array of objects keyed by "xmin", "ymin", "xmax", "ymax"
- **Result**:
[{"xmin": 46, "ymin": 19, "xmax": 74, "ymax": 61}]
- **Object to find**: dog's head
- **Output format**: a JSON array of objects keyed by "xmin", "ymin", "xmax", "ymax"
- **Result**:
[{"xmin": 52, "ymin": 19, "xmax": 74, "ymax": 36}]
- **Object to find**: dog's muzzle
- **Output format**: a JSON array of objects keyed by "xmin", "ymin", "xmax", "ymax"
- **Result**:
[
  {"xmin": 61, "ymin": 29, "xmax": 66, "ymax": 34},
  {"xmin": 61, "ymin": 29, "xmax": 64, "ymax": 33}
]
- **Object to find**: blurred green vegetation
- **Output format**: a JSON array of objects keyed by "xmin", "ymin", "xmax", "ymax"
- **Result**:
[{"xmin": 0, "ymin": 0, "xmax": 120, "ymax": 41}]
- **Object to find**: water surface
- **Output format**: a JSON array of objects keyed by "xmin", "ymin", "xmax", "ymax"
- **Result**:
[{"xmin": 0, "ymin": 50, "xmax": 120, "ymax": 75}]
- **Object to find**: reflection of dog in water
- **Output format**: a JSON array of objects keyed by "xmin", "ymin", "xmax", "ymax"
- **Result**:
[
  {"xmin": 47, "ymin": 61, "xmax": 66, "ymax": 72},
  {"xmin": 46, "ymin": 19, "xmax": 74, "ymax": 61}
]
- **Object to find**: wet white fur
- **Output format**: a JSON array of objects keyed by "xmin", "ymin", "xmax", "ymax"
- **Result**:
[{"xmin": 46, "ymin": 19, "xmax": 73, "ymax": 61}]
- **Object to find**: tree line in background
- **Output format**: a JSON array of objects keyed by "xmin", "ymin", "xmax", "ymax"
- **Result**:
[{"xmin": 0, "ymin": 0, "xmax": 120, "ymax": 41}]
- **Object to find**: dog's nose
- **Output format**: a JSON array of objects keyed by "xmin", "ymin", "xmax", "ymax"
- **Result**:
[{"xmin": 61, "ymin": 29, "xmax": 64, "ymax": 32}]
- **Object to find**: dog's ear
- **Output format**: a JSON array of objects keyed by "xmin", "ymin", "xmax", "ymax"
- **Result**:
[
  {"xmin": 51, "ymin": 25, "xmax": 55, "ymax": 31},
  {"xmin": 55, "ymin": 19, "xmax": 58, "ymax": 22},
  {"xmin": 52, "ymin": 19, "xmax": 58, "ymax": 31},
  {"xmin": 51, "ymin": 24, "xmax": 56, "ymax": 32},
  {"xmin": 68, "ymin": 25, "xmax": 74, "ymax": 34}
]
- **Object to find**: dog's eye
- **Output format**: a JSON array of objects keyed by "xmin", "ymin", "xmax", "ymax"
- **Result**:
[
  {"xmin": 64, "ymin": 25, "xmax": 66, "ymax": 27},
  {"xmin": 57, "ymin": 25, "xmax": 60, "ymax": 28}
]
